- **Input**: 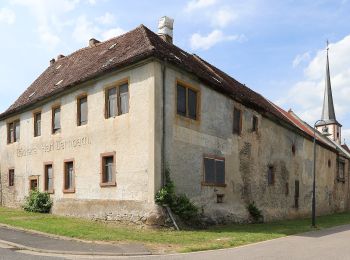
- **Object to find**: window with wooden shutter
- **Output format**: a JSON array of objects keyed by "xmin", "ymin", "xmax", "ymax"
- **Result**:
[
  {"xmin": 203, "ymin": 156, "xmax": 226, "ymax": 186},
  {"xmin": 233, "ymin": 107, "xmax": 242, "ymax": 134},
  {"xmin": 176, "ymin": 82, "xmax": 199, "ymax": 120},
  {"xmin": 77, "ymin": 96, "xmax": 88, "ymax": 126}
]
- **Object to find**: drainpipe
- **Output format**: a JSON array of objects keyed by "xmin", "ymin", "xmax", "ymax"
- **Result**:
[
  {"xmin": 161, "ymin": 60, "xmax": 167, "ymax": 187},
  {"xmin": 0, "ymin": 165, "xmax": 2, "ymax": 206}
]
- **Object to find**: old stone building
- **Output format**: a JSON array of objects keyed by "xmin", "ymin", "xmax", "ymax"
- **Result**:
[{"xmin": 0, "ymin": 17, "xmax": 349, "ymax": 223}]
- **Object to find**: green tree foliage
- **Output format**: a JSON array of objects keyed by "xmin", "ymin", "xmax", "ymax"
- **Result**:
[{"xmin": 23, "ymin": 190, "xmax": 53, "ymax": 213}]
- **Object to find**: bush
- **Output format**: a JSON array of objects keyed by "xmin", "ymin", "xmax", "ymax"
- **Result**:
[
  {"xmin": 23, "ymin": 190, "xmax": 53, "ymax": 213},
  {"xmin": 155, "ymin": 169, "xmax": 198, "ymax": 221},
  {"xmin": 247, "ymin": 202, "xmax": 263, "ymax": 223}
]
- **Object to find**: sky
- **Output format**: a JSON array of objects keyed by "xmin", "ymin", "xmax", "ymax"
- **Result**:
[{"xmin": 0, "ymin": 0, "xmax": 350, "ymax": 141}]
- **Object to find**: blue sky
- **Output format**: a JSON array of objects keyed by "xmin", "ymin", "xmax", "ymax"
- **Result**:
[{"xmin": 0, "ymin": 0, "xmax": 350, "ymax": 141}]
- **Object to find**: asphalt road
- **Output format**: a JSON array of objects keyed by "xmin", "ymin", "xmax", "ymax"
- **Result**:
[{"xmin": 2, "ymin": 224, "xmax": 350, "ymax": 260}]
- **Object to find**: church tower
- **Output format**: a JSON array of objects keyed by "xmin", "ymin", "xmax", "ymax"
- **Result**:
[{"xmin": 315, "ymin": 43, "xmax": 342, "ymax": 144}]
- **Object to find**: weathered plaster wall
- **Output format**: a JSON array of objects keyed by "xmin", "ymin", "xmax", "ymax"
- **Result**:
[
  {"xmin": 0, "ymin": 62, "xmax": 162, "ymax": 222},
  {"xmin": 160, "ymin": 62, "xmax": 349, "ymax": 223}
]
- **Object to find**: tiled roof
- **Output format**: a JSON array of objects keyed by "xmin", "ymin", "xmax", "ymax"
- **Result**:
[{"xmin": 0, "ymin": 25, "xmax": 336, "ymax": 152}]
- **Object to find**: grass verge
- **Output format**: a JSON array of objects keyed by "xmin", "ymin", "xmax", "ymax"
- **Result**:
[{"xmin": 0, "ymin": 207, "xmax": 350, "ymax": 253}]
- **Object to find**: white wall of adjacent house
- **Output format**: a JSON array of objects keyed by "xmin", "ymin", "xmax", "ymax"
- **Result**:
[{"xmin": 0, "ymin": 61, "xmax": 163, "ymax": 222}]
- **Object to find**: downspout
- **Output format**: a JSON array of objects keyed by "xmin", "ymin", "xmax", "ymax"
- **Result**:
[{"xmin": 0, "ymin": 164, "xmax": 2, "ymax": 206}]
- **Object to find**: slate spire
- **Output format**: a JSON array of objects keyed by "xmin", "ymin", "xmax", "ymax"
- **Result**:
[{"xmin": 320, "ymin": 41, "xmax": 338, "ymax": 124}]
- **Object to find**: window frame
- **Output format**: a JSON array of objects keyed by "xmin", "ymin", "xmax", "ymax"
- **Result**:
[
  {"xmin": 7, "ymin": 120, "xmax": 20, "ymax": 144},
  {"xmin": 252, "ymin": 115, "xmax": 258, "ymax": 132},
  {"xmin": 267, "ymin": 165, "xmax": 275, "ymax": 185},
  {"xmin": 175, "ymin": 80, "xmax": 200, "ymax": 122},
  {"xmin": 63, "ymin": 159, "xmax": 75, "ymax": 193},
  {"xmin": 34, "ymin": 111, "xmax": 42, "ymax": 137},
  {"xmin": 43, "ymin": 162, "xmax": 54, "ymax": 194},
  {"xmin": 337, "ymin": 159, "xmax": 346, "ymax": 183},
  {"xmin": 29, "ymin": 175, "xmax": 39, "ymax": 191},
  {"xmin": 77, "ymin": 94, "xmax": 88, "ymax": 126},
  {"xmin": 8, "ymin": 168, "xmax": 15, "ymax": 187},
  {"xmin": 233, "ymin": 107, "xmax": 242, "ymax": 135},
  {"xmin": 100, "ymin": 152, "xmax": 117, "ymax": 187},
  {"xmin": 104, "ymin": 79, "xmax": 129, "ymax": 119},
  {"xmin": 52, "ymin": 105, "xmax": 61, "ymax": 134},
  {"xmin": 202, "ymin": 155, "xmax": 226, "ymax": 187}
]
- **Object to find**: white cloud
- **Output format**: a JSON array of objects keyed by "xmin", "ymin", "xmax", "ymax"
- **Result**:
[
  {"xmin": 185, "ymin": 0, "xmax": 217, "ymax": 12},
  {"xmin": 0, "ymin": 7, "xmax": 16, "ymax": 24},
  {"xmin": 190, "ymin": 30, "xmax": 246, "ymax": 50},
  {"xmin": 279, "ymin": 35, "xmax": 350, "ymax": 138},
  {"xmin": 101, "ymin": 27, "xmax": 125, "ymax": 40},
  {"xmin": 292, "ymin": 51, "xmax": 311, "ymax": 68},
  {"xmin": 96, "ymin": 12, "xmax": 115, "ymax": 25},
  {"xmin": 211, "ymin": 7, "xmax": 237, "ymax": 28},
  {"xmin": 72, "ymin": 15, "xmax": 100, "ymax": 43}
]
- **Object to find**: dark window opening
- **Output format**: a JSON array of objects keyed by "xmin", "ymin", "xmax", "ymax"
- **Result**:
[
  {"xmin": 8, "ymin": 169, "xmax": 14, "ymax": 187},
  {"xmin": 203, "ymin": 157, "xmax": 225, "ymax": 186},
  {"xmin": 252, "ymin": 115, "xmax": 258, "ymax": 132},
  {"xmin": 267, "ymin": 166, "xmax": 274, "ymax": 185},
  {"xmin": 328, "ymin": 159, "xmax": 331, "ymax": 168},
  {"xmin": 30, "ymin": 179, "xmax": 38, "ymax": 191},
  {"xmin": 233, "ymin": 108, "xmax": 242, "ymax": 135},
  {"xmin": 292, "ymin": 144, "xmax": 296, "ymax": 155},
  {"xmin": 176, "ymin": 83, "xmax": 198, "ymax": 120},
  {"xmin": 285, "ymin": 182, "xmax": 289, "ymax": 196},
  {"xmin": 294, "ymin": 180, "xmax": 299, "ymax": 209}
]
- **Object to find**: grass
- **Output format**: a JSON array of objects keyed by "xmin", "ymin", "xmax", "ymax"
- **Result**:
[{"xmin": 0, "ymin": 207, "xmax": 350, "ymax": 253}]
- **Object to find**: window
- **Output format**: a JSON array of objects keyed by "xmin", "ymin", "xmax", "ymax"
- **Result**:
[
  {"xmin": 52, "ymin": 107, "xmax": 61, "ymax": 134},
  {"xmin": 29, "ymin": 176, "xmax": 38, "ymax": 191},
  {"xmin": 34, "ymin": 112, "xmax": 41, "ymax": 137},
  {"xmin": 64, "ymin": 161, "xmax": 74, "ymax": 193},
  {"xmin": 328, "ymin": 159, "xmax": 331, "ymax": 168},
  {"xmin": 176, "ymin": 83, "xmax": 198, "ymax": 120},
  {"xmin": 100, "ymin": 152, "xmax": 116, "ymax": 186},
  {"xmin": 7, "ymin": 120, "xmax": 20, "ymax": 143},
  {"xmin": 44, "ymin": 164, "xmax": 54, "ymax": 193},
  {"xmin": 233, "ymin": 107, "xmax": 242, "ymax": 135},
  {"xmin": 105, "ymin": 82, "xmax": 129, "ymax": 118},
  {"xmin": 203, "ymin": 156, "xmax": 225, "ymax": 186},
  {"xmin": 267, "ymin": 166, "xmax": 274, "ymax": 185},
  {"xmin": 292, "ymin": 144, "xmax": 296, "ymax": 155},
  {"xmin": 338, "ymin": 160, "xmax": 345, "ymax": 181},
  {"xmin": 252, "ymin": 115, "xmax": 258, "ymax": 132},
  {"xmin": 77, "ymin": 96, "xmax": 88, "ymax": 126},
  {"xmin": 8, "ymin": 169, "xmax": 14, "ymax": 187}
]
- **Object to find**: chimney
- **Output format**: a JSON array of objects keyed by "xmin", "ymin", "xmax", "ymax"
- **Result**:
[
  {"xmin": 57, "ymin": 54, "xmax": 65, "ymax": 60},
  {"xmin": 157, "ymin": 16, "xmax": 174, "ymax": 44},
  {"xmin": 89, "ymin": 38, "xmax": 100, "ymax": 47},
  {"xmin": 50, "ymin": 58, "xmax": 55, "ymax": 66}
]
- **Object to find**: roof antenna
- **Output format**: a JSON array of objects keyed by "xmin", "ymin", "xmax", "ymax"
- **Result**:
[{"xmin": 326, "ymin": 39, "xmax": 329, "ymax": 52}]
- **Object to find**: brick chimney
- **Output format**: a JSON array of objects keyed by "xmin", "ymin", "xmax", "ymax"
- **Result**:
[{"xmin": 157, "ymin": 16, "xmax": 174, "ymax": 44}]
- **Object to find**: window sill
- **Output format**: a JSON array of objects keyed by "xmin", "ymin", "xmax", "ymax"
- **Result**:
[
  {"xmin": 201, "ymin": 182, "xmax": 226, "ymax": 187},
  {"xmin": 63, "ymin": 189, "xmax": 75, "ymax": 193},
  {"xmin": 100, "ymin": 182, "xmax": 117, "ymax": 187},
  {"xmin": 45, "ymin": 190, "xmax": 54, "ymax": 194},
  {"xmin": 176, "ymin": 113, "xmax": 200, "ymax": 123}
]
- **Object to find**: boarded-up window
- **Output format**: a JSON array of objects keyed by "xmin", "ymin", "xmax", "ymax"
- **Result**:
[
  {"xmin": 34, "ymin": 112, "xmax": 41, "ymax": 137},
  {"xmin": 203, "ymin": 157, "xmax": 225, "ymax": 186},
  {"xmin": 252, "ymin": 115, "xmax": 258, "ymax": 132},
  {"xmin": 52, "ymin": 107, "xmax": 61, "ymax": 134},
  {"xmin": 338, "ymin": 161, "xmax": 345, "ymax": 180},
  {"xmin": 8, "ymin": 169, "xmax": 14, "ymax": 186},
  {"xmin": 233, "ymin": 108, "xmax": 242, "ymax": 134},
  {"xmin": 64, "ymin": 161, "xmax": 74, "ymax": 192},
  {"xmin": 106, "ymin": 82, "xmax": 129, "ymax": 118},
  {"xmin": 176, "ymin": 83, "xmax": 198, "ymax": 120},
  {"xmin": 267, "ymin": 166, "xmax": 274, "ymax": 185},
  {"xmin": 77, "ymin": 96, "xmax": 88, "ymax": 126},
  {"xmin": 7, "ymin": 120, "xmax": 20, "ymax": 143},
  {"xmin": 44, "ymin": 164, "xmax": 54, "ymax": 193}
]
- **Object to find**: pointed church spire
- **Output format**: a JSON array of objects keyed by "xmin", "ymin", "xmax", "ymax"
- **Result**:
[{"xmin": 320, "ymin": 41, "xmax": 338, "ymax": 124}]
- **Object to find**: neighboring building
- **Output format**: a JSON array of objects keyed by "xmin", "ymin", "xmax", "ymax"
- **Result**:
[{"xmin": 0, "ymin": 17, "xmax": 348, "ymax": 223}]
